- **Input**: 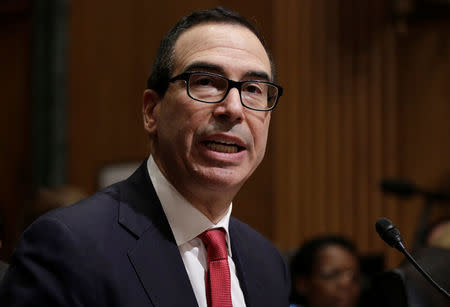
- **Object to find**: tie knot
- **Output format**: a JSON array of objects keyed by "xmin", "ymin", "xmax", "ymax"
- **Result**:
[{"xmin": 199, "ymin": 228, "xmax": 228, "ymax": 261}]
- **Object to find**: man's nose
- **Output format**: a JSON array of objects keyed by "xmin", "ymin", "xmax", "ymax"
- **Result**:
[{"xmin": 212, "ymin": 88, "xmax": 244, "ymax": 122}]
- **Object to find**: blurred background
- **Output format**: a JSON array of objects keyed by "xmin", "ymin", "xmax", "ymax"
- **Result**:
[{"xmin": 1, "ymin": 0, "xmax": 449, "ymax": 269}]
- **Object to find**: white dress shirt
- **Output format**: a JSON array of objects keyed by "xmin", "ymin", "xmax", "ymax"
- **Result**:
[{"xmin": 147, "ymin": 156, "xmax": 246, "ymax": 307}]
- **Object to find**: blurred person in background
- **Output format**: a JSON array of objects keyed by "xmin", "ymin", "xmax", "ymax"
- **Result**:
[
  {"xmin": 422, "ymin": 216, "xmax": 450, "ymax": 250},
  {"xmin": 289, "ymin": 235, "xmax": 362, "ymax": 307}
]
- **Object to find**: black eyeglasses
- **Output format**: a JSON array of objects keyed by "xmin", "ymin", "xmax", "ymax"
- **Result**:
[{"xmin": 169, "ymin": 71, "xmax": 283, "ymax": 111}]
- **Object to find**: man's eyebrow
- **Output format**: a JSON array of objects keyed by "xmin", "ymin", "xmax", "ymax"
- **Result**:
[
  {"xmin": 184, "ymin": 62, "xmax": 225, "ymax": 74},
  {"xmin": 183, "ymin": 62, "xmax": 271, "ymax": 81},
  {"xmin": 244, "ymin": 70, "xmax": 270, "ymax": 81}
]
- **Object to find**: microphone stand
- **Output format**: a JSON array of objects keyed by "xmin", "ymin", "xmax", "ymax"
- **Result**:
[{"xmin": 376, "ymin": 217, "xmax": 450, "ymax": 301}]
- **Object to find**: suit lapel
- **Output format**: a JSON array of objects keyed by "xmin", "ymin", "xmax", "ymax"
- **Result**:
[
  {"xmin": 118, "ymin": 161, "xmax": 198, "ymax": 307},
  {"xmin": 229, "ymin": 220, "xmax": 264, "ymax": 307},
  {"xmin": 127, "ymin": 225, "xmax": 198, "ymax": 307}
]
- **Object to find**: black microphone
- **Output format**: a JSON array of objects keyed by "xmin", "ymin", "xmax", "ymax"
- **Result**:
[{"xmin": 375, "ymin": 217, "xmax": 450, "ymax": 300}]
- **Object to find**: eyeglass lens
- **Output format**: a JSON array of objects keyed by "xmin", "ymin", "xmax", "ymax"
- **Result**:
[{"xmin": 188, "ymin": 73, "xmax": 277, "ymax": 110}]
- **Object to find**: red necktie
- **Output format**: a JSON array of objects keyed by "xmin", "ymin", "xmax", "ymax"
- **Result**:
[{"xmin": 199, "ymin": 228, "xmax": 233, "ymax": 307}]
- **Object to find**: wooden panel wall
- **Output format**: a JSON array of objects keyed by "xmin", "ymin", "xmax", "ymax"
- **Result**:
[
  {"xmin": 43, "ymin": 1, "xmax": 450, "ymax": 266},
  {"xmin": 2, "ymin": 1, "xmax": 449, "ymax": 266},
  {"xmin": 396, "ymin": 20, "xmax": 450, "ymax": 253},
  {"xmin": 272, "ymin": 0, "xmax": 399, "ymax": 265},
  {"xmin": 272, "ymin": 0, "xmax": 449, "ymax": 267}
]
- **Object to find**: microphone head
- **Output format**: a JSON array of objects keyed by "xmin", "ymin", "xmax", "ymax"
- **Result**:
[{"xmin": 375, "ymin": 218, "xmax": 405, "ymax": 251}]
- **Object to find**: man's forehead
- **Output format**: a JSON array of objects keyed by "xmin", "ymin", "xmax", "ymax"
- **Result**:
[
  {"xmin": 172, "ymin": 22, "xmax": 271, "ymax": 79},
  {"xmin": 183, "ymin": 61, "xmax": 270, "ymax": 81}
]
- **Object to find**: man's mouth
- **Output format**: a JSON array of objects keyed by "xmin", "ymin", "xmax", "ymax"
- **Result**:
[{"xmin": 203, "ymin": 140, "xmax": 245, "ymax": 153}]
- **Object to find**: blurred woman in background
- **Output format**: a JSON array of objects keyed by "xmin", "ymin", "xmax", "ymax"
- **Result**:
[{"xmin": 289, "ymin": 235, "xmax": 362, "ymax": 307}]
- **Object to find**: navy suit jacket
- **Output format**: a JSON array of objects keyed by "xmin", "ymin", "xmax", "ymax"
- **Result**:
[{"xmin": 0, "ymin": 161, "xmax": 290, "ymax": 306}]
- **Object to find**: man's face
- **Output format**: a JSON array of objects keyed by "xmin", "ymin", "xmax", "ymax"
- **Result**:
[{"xmin": 143, "ymin": 23, "xmax": 273, "ymax": 204}]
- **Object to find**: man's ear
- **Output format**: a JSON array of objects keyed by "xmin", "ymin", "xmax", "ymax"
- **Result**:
[{"xmin": 142, "ymin": 89, "xmax": 161, "ymax": 135}]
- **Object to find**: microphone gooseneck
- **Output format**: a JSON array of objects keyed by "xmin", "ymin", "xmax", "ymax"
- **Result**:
[{"xmin": 375, "ymin": 217, "xmax": 450, "ymax": 301}]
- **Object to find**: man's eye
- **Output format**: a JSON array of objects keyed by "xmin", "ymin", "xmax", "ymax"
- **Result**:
[
  {"xmin": 244, "ymin": 83, "xmax": 263, "ymax": 94},
  {"xmin": 191, "ymin": 76, "xmax": 215, "ymax": 86}
]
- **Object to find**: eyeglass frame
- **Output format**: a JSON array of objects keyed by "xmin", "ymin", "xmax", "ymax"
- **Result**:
[{"xmin": 168, "ymin": 71, "xmax": 283, "ymax": 111}]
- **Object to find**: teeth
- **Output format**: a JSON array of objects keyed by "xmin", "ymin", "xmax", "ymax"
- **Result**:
[
  {"xmin": 218, "ymin": 140, "xmax": 235, "ymax": 145},
  {"xmin": 206, "ymin": 142, "xmax": 239, "ymax": 153}
]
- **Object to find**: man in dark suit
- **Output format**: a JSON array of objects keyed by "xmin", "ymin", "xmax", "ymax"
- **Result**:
[{"xmin": 0, "ymin": 7, "xmax": 289, "ymax": 306}]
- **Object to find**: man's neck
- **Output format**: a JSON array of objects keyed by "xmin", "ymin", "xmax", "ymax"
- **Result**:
[
  {"xmin": 166, "ymin": 178, "xmax": 234, "ymax": 224},
  {"xmin": 150, "ymin": 154, "xmax": 236, "ymax": 223}
]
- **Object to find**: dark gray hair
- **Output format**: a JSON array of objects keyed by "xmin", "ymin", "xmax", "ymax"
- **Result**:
[{"xmin": 146, "ymin": 6, "xmax": 276, "ymax": 97}]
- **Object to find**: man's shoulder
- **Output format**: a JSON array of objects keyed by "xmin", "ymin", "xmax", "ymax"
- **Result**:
[
  {"xmin": 43, "ymin": 183, "xmax": 122, "ymax": 224},
  {"xmin": 29, "ymin": 168, "xmax": 160, "ymax": 246},
  {"xmin": 229, "ymin": 217, "xmax": 280, "ymax": 254},
  {"xmin": 34, "ymin": 173, "xmax": 150, "ymax": 237},
  {"xmin": 20, "ymin": 177, "xmax": 154, "ymax": 256},
  {"xmin": 42, "ymin": 159, "xmax": 151, "ymax": 224}
]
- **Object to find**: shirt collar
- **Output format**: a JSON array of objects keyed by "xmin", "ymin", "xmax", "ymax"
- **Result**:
[{"xmin": 147, "ymin": 156, "xmax": 233, "ymax": 256}]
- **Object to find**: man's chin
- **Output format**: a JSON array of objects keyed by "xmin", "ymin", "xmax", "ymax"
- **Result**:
[{"xmin": 193, "ymin": 167, "xmax": 247, "ymax": 191}]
